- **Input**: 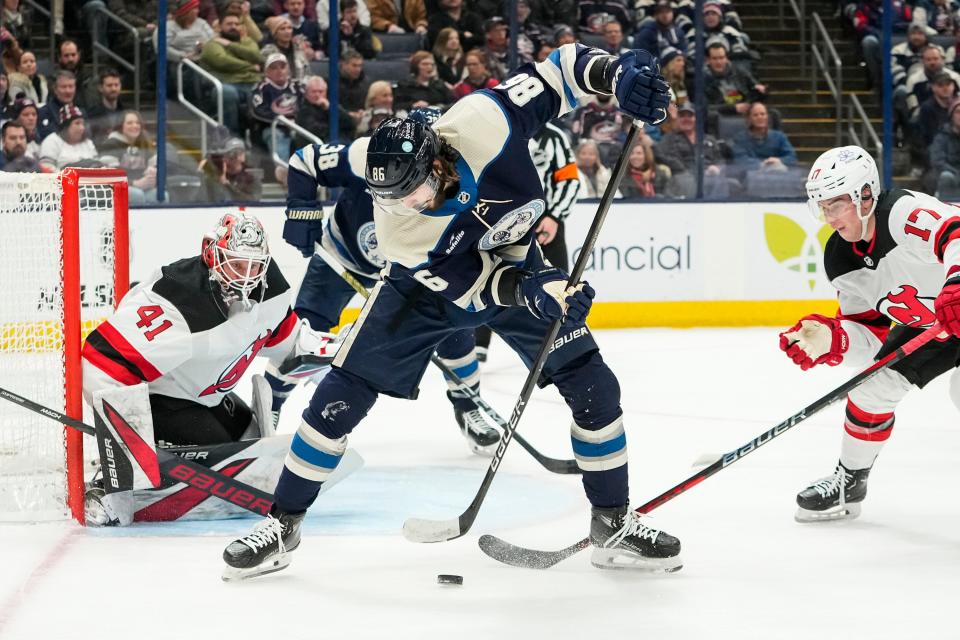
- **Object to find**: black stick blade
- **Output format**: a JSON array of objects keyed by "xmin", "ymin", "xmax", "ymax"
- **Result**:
[{"xmin": 478, "ymin": 534, "xmax": 589, "ymax": 569}]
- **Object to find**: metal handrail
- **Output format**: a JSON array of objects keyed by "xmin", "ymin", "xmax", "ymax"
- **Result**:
[
  {"xmin": 90, "ymin": 6, "xmax": 141, "ymax": 112},
  {"xmin": 846, "ymin": 93, "xmax": 882, "ymax": 160},
  {"xmin": 177, "ymin": 59, "xmax": 224, "ymax": 157},
  {"xmin": 271, "ymin": 115, "xmax": 328, "ymax": 199},
  {"xmin": 810, "ymin": 12, "xmax": 843, "ymax": 145},
  {"xmin": 270, "ymin": 115, "xmax": 322, "ymax": 167},
  {"xmin": 21, "ymin": 0, "xmax": 54, "ymax": 62},
  {"xmin": 785, "ymin": 0, "xmax": 806, "ymax": 77}
]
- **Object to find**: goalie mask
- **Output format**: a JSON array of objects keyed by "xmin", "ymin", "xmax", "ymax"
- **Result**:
[
  {"xmin": 202, "ymin": 212, "xmax": 271, "ymax": 304},
  {"xmin": 805, "ymin": 146, "xmax": 880, "ymax": 242}
]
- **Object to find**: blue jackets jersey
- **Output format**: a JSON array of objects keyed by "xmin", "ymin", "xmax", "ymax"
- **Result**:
[
  {"xmin": 287, "ymin": 142, "xmax": 384, "ymax": 278},
  {"xmin": 366, "ymin": 44, "xmax": 611, "ymax": 311}
]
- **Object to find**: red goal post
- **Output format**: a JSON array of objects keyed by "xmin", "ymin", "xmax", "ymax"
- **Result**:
[{"xmin": 0, "ymin": 168, "xmax": 129, "ymax": 523}]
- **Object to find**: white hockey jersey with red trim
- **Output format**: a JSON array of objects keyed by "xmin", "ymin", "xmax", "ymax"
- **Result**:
[
  {"xmin": 82, "ymin": 256, "xmax": 298, "ymax": 407},
  {"xmin": 825, "ymin": 188, "xmax": 960, "ymax": 362}
]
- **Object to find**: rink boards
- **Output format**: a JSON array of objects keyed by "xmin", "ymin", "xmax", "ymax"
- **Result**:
[{"xmin": 120, "ymin": 201, "xmax": 839, "ymax": 330}]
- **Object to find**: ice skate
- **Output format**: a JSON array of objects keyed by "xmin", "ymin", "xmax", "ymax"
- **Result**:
[
  {"xmin": 795, "ymin": 461, "xmax": 870, "ymax": 523},
  {"xmin": 449, "ymin": 393, "xmax": 500, "ymax": 455},
  {"xmin": 222, "ymin": 507, "xmax": 305, "ymax": 581},
  {"xmin": 589, "ymin": 505, "xmax": 682, "ymax": 572}
]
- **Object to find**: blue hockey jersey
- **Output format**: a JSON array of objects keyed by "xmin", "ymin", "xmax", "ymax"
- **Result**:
[
  {"xmin": 287, "ymin": 141, "xmax": 384, "ymax": 279},
  {"xmin": 288, "ymin": 43, "xmax": 613, "ymax": 308}
]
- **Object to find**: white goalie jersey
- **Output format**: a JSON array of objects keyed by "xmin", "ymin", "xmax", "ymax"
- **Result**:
[
  {"xmin": 825, "ymin": 188, "xmax": 960, "ymax": 363},
  {"xmin": 81, "ymin": 256, "xmax": 300, "ymax": 407}
]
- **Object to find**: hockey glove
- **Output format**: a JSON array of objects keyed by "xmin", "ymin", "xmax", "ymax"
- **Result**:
[
  {"xmin": 606, "ymin": 50, "xmax": 671, "ymax": 125},
  {"xmin": 282, "ymin": 217, "xmax": 324, "ymax": 257},
  {"xmin": 779, "ymin": 314, "xmax": 849, "ymax": 371},
  {"xmin": 935, "ymin": 276, "xmax": 960, "ymax": 337},
  {"xmin": 518, "ymin": 268, "xmax": 595, "ymax": 323}
]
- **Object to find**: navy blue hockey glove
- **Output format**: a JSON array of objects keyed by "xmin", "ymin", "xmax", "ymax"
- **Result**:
[
  {"xmin": 282, "ymin": 217, "xmax": 324, "ymax": 257},
  {"xmin": 607, "ymin": 50, "xmax": 670, "ymax": 125},
  {"xmin": 518, "ymin": 268, "xmax": 596, "ymax": 323}
]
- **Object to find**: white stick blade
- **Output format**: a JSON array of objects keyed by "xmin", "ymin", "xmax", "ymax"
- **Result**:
[{"xmin": 402, "ymin": 517, "xmax": 463, "ymax": 543}]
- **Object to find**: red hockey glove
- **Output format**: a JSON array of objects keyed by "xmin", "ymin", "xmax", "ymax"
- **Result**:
[
  {"xmin": 779, "ymin": 314, "xmax": 849, "ymax": 371},
  {"xmin": 935, "ymin": 276, "xmax": 960, "ymax": 338}
]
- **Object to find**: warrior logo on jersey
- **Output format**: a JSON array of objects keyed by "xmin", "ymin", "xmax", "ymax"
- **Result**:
[
  {"xmin": 878, "ymin": 285, "xmax": 936, "ymax": 328},
  {"xmin": 478, "ymin": 200, "xmax": 545, "ymax": 250},
  {"xmin": 457, "ymin": 191, "xmax": 470, "ymax": 204},
  {"xmin": 357, "ymin": 221, "xmax": 386, "ymax": 268},
  {"xmin": 200, "ymin": 332, "xmax": 273, "ymax": 396}
]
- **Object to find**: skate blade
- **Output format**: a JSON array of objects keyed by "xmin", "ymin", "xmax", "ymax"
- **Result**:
[
  {"xmin": 590, "ymin": 548, "xmax": 683, "ymax": 573},
  {"xmin": 468, "ymin": 441, "xmax": 498, "ymax": 457},
  {"xmin": 221, "ymin": 552, "xmax": 293, "ymax": 582},
  {"xmin": 795, "ymin": 502, "xmax": 861, "ymax": 523}
]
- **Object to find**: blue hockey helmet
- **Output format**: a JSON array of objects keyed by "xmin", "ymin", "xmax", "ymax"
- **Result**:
[{"xmin": 366, "ymin": 117, "xmax": 440, "ymax": 212}]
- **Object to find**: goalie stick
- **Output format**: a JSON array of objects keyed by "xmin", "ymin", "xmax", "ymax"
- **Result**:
[
  {"xmin": 477, "ymin": 323, "xmax": 944, "ymax": 568},
  {"xmin": 311, "ymin": 243, "xmax": 581, "ymax": 475},
  {"xmin": 2, "ymin": 385, "xmax": 274, "ymax": 518},
  {"xmin": 402, "ymin": 123, "xmax": 644, "ymax": 543}
]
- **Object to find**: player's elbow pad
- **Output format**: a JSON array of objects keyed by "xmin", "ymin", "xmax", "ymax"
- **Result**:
[{"xmin": 488, "ymin": 266, "xmax": 526, "ymax": 307}]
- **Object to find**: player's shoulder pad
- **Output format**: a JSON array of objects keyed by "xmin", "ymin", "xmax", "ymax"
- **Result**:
[
  {"xmin": 152, "ymin": 257, "xmax": 228, "ymax": 333},
  {"xmin": 151, "ymin": 258, "xmax": 289, "ymax": 333},
  {"xmin": 434, "ymin": 94, "xmax": 510, "ymax": 180},
  {"xmin": 348, "ymin": 136, "xmax": 370, "ymax": 180},
  {"xmin": 262, "ymin": 259, "xmax": 290, "ymax": 300}
]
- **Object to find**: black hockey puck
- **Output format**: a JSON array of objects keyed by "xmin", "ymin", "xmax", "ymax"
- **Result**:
[{"xmin": 437, "ymin": 574, "xmax": 463, "ymax": 586}]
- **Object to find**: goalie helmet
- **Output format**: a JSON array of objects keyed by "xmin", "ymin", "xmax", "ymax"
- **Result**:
[
  {"xmin": 201, "ymin": 212, "xmax": 271, "ymax": 303},
  {"xmin": 805, "ymin": 146, "xmax": 880, "ymax": 239},
  {"xmin": 366, "ymin": 116, "xmax": 440, "ymax": 214}
]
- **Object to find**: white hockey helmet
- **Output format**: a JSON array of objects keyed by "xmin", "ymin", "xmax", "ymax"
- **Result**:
[
  {"xmin": 201, "ymin": 212, "xmax": 271, "ymax": 303},
  {"xmin": 805, "ymin": 146, "xmax": 880, "ymax": 236}
]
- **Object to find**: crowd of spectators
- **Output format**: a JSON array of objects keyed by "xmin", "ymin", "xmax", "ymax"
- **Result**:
[
  {"xmin": 0, "ymin": 0, "xmax": 809, "ymax": 201},
  {"xmin": 844, "ymin": 0, "xmax": 960, "ymax": 196}
]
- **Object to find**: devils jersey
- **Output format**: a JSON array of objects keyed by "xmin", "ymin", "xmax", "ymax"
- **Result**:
[
  {"xmin": 827, "ymin": 188, "xmax": 960, "ymax": 362},
  {"xmin": 81, "ymin": 257, "xmax": 299, "ymax": 407},
  {"xmin": 329, "ymin": 43, "xmax": 608, "ymax": 309}
]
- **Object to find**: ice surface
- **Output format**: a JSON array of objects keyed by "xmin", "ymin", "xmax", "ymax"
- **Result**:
[{"xmin": 1, "ymin": 328, "xmax": 958, "ymax": 640}]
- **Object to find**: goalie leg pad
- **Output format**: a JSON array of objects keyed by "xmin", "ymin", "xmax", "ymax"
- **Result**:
[{"xmin": 552, "ymin": 351, "xmax": 628, "ymax": 508}]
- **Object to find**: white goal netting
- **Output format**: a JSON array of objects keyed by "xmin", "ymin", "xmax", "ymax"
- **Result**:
[{"xmin": 0, "ymin": 173, "xmax": 120, "ymax": 521}]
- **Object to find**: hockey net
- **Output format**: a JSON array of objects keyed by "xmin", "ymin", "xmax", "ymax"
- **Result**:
[{"xmin": 0, "ymin": 169, "xmax": 128, "ymax": 523}]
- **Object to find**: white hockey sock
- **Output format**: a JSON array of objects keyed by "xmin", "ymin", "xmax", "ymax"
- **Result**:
[{"xmin": 839, "ymin": 431, "xmax": 885, "ymax": 471}]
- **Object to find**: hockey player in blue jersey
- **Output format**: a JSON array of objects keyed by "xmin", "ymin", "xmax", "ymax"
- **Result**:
[
  {"xmin": 263, "ymin": 109, "xmax": 501, "ymax": 456},
  {"xmin": 222, "ymin": 44, "xmax": 679, "ymax": 580}
]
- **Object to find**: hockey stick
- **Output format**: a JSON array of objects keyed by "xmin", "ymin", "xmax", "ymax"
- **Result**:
[
  {"xmin": 312, "ymin": 243, "xmax": 581, "ymax": 475},
  {"xmin": 0, "ymin": 385, "xmax": 275, "ymax": 517},
  {"xmin": 478, "ymin": 323, "xmax": 945, "ymax": 569},
  {"xmin": 402, "ymin": 123, "xmax": 644, "ymax": 543}
]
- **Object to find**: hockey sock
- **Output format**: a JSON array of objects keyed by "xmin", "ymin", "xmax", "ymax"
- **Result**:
[
  {"xmin": 840, "ymin": 399, "xmax": 894, "ymax": 470},
  {"xmin": 436, "ymin": 330, "xmax": 480, "ymax": 400},
  {"xmin": 840, "ymin": 369, "xmax": 911, "ymax": 470},
  {"xmin": 274, "ymin": 369, "xmax": 377, "ymax": 512},
  {"xmin": 553, "ymin": 351, "xmax": 628, "ymax": 507},
  {"xmin": 264, "ymin": 370, "xmax": 296, "ymax": 413}
]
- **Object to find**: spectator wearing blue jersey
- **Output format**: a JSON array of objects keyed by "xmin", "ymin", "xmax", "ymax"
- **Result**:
[
  {"xmin": 634, "ymin": 0, "xmax": 687, "ymax": 59},
  {"xmin": 731, "ymin": 102, "xmax": 796, "ymax": 171}
]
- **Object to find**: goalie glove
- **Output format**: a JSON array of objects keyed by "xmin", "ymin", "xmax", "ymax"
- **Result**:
[
  {"xmin": 779, "ymin": 314, "xmax": 849, "ymax": 371},
  {"xmin": 518, "ymin": 268, "xmax": 595, "ymax": 323},
  {"xmin": 271, "ymin": 321, "xmax": 353, "ymax": 385},
  {"xmin": 935, "ymin": 276, "xmax": 960, "ymax": 338}
]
